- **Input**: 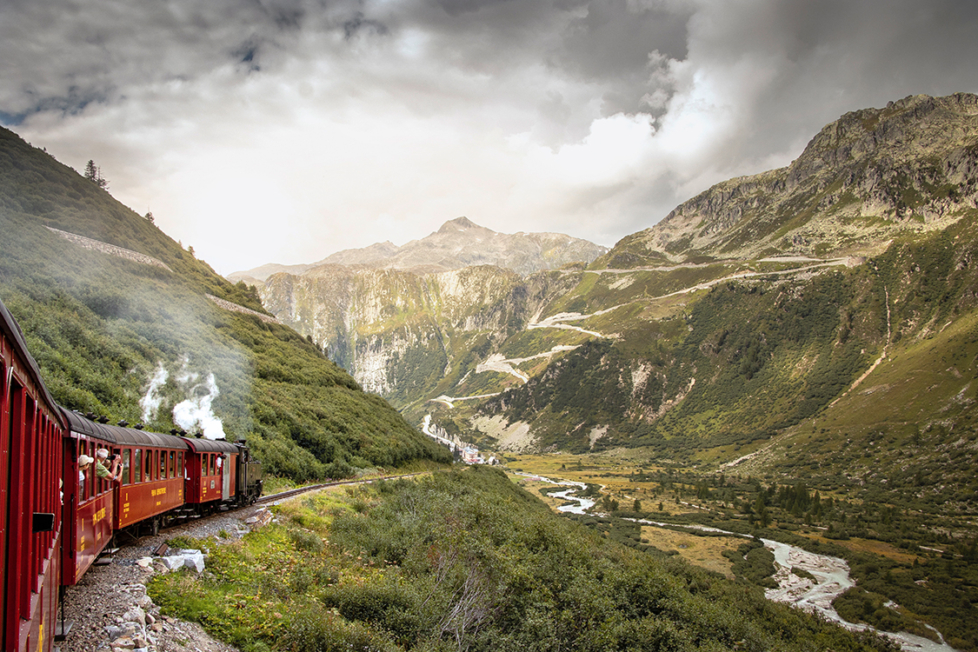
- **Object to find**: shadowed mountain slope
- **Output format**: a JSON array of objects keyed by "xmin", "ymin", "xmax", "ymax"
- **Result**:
[{"xmin": 0, "ymin": 126, "xmax": 450, "ymax": 481}]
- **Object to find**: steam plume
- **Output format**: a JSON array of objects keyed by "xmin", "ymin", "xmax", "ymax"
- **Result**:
[
  {"xmin": 172, "ymin": 372, "xmax": 226, "ymax": 440},
  {"xmin": 139, "ymin": 362, "xmax": 169, "ymax": 422}
]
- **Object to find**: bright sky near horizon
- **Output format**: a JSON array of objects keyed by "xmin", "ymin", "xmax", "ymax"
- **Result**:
[{"xmin": 2, "ymin": 0, "xmax": 977, "ymax": 276}]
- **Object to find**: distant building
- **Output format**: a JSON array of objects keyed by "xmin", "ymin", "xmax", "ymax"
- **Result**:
[{"xmin": 462, "ymin": 447, "xmax": 484, "ymax": 464}]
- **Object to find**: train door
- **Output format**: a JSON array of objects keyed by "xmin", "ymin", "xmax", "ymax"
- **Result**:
[
  {"xmin": 1, "ymin": 363, "xmax": 10, "ymax": 651},
  {"xmin": 221, "ymin": 453, "xmax": 231, "ymax": 500},
  {"xmin": 4, "ymin": 381, "xmax": 40, "ymax": 650}
]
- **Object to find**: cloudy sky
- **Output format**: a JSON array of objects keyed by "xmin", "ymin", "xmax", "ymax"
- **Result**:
[{"xmin": 3, "ymin": 0, "xmax": 977, "ymax": 275}]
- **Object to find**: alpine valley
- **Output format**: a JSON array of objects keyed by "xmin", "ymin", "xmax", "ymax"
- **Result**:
[
  {"xmin": 240, "ymin": 93, "xmax": 978, "ymax": 649},
  {"xmin": 3, "ymin": 92, "xmax": 978, "ymax": 652},
  {"xmin": 246, "ymin": 92, "xmax": 978, "ymax": 469}
]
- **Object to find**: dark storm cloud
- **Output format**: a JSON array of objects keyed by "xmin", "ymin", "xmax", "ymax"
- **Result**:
[
  {"xmin": 0, "ymin": 0, "xmax": 366, "ymax": 118},
  {"xmin": 435, "ymin": 0, "xmax": 519, "ymax": 17},
  {"xmin": 677, "ymin": 0, "xmax": 978, "ymax": 171},
  {"xmin": 548, "ymin": 1, "xmax": 691, "ymax": 114}
]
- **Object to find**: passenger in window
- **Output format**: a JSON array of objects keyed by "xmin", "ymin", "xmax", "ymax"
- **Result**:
[
  {"xmin": 96, "ymin": 448, "xmax": 121, "ymax": 482},
  {"xmin": 93, "ymin": 449, "xmax": 112, "ymax": 481},
  {"xmin": 107, "ymin": 452, "xmax": 123, "ymax": 482},
  {"xmin": 78, "ymin": 454, "xmax": 95, "ymax": 498}
]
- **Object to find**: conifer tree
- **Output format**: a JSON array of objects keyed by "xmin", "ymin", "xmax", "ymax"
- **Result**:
[{"xmin": 83, "ymin": 159, "xmax": 108, "ymax": 189}]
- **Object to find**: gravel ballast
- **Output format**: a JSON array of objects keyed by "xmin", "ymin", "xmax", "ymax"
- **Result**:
[{"xmin": 59, "ymin": 506, "xmax": 267, "ymax": 652}]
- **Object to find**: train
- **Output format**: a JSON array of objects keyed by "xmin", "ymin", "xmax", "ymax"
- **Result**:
[{"xmin": 1, "ymin": 297, "xmax": 262, "ymax": 652}]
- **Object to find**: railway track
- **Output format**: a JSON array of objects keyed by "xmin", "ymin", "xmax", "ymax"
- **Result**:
[
  {"xmin": 253, "ymin": 472, "xmax": 425, "ymax": 506},
  {"xmin": 106, "ymin": 472, "xmax": 426, "ymax": 550}
]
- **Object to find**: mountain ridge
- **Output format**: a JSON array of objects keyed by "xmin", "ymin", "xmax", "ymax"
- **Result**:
[
  {"xmin": 248, "ymin": 93, "xmax": 978, "ymax": 474},
  {"xmin": 229, "ymin": 216, "xmax": 608, "ymax": 281},
  {"xmin": 597, "ymin": 92, "xmax": 978, "ymax": 269}
]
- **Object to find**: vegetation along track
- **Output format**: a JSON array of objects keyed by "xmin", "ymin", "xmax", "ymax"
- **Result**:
[{"xmin": 254, "ymin": 472, "xmax": 425, "ymax": 506}]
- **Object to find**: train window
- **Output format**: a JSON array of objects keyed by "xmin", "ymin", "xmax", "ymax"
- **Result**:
[
  {"xmin": 210, "ymin": 454, "xmax": 216, "ymax": 475},
  {"xmin": 178, "ymin": 452, "xmax": 184, "ymax": 478},
  {"xmin": 85, "ymin": 441, "xmax": 94, "ymax": 500},
  {"xmin": 78, "ymin": 442, "xmax": 84, "ymax": 499},
  {"xmin": 160, "ymin": 449, "xmax": 167, "ymax": 479},
  {"xmin": 134, "ymin": 449, "xmax": 142, "ymax": 483},
  {"xmin": 122, "ymin": 449, "xmax": 131, "ymax": 484},
  {"xmin": 145, "ymin": 449, "xmax": 153, "ymax": 482},
  {"xmin": 168, "ymin": 451, "xmax": 175, "ymax": 478}
]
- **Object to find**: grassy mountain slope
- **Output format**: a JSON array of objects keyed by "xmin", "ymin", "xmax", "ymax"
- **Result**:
[
  {"xmin": 0, "ymin": 126, "xmax": 450, "ymax": 480},
  {"xmin": 740, "ymin": 218, "xmax": 978, "ymax": 505}
]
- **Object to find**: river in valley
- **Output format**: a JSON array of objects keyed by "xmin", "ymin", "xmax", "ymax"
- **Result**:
[{"xmin": 521, "ymin": 474, "xmax": 956, "ymax": 652}]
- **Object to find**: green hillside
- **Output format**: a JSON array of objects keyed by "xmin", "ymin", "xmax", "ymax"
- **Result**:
[
  {"xmin": 0, "ymin": 126, "xmax": 451, "ymax": 480},
  {"xmin": 151, "ymin": 466, "xmax": 896, "ymax": 652}
]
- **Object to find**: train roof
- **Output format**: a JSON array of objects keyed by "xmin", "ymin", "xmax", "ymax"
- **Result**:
[
  {"xmin": 61, "ymin": 408, "xmax": 190, "ymax": 450},
  {"xmin": 0, "ymin": 297, "xmax": 66, "ymax": 428},
  {"xmin": 180, "ymin": 437, "xmax": 240, "ymax": 454}
]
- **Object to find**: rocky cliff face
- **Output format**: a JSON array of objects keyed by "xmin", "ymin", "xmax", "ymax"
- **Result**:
[{"xmin": 259, "ymin": 263, "xmax": 581, "ymax": 401}]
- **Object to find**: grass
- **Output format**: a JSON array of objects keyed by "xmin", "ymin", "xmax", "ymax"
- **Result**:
[
  {"xmin": 798, "ymin": 533, "xmax": 919, "ymax": 566},
  {"xmin": 638, "ymin": 526, "xmax": 743, "ymax": 578},
  {"xmin": 150, "ymin": 467, "xmax": 897, "ymax": 652}
]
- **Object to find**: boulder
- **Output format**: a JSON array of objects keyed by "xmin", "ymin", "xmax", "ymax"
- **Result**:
[{"xmin": 161, "ymin": 548, "xmax": 205, "ymax": 573}]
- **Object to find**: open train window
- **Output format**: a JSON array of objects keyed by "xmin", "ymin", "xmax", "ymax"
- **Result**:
[
  {"xmin": 178, "ymin": 452, "xmax": 184, "ymax": 478},
  {"xmin": 134, "ymin": 449, "xmax": 142, "ymax": 483},
  {"xmin": 145, "ymin": 449, "xmax": 153, "ymax": 482},
  {"xmin": 160, "ymin": 449, "xmax": 167, "ymax": 479},
  {"xmin": 97, "ymin": 445, "xmax": 108, "ymax": 495}
]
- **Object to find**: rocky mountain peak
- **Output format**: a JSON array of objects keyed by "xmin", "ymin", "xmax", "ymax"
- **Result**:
[
  {"xmin": 437, "ymin": 216, "xmax": 482, "ymax": 233},
  {"xmin": 597, "ymin": 92, "xmax": 978, "ymax": 268},
  {"xmin": 232, "ymin": 218, "xmax": 607, "ymax": 281}
]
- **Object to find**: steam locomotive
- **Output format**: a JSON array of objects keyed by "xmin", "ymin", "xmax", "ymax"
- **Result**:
[{"xmin": 1, "ymin": 297, "xmax": 262, "ymax": 652}]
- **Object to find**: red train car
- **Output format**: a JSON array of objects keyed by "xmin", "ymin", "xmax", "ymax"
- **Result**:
[
  {"xmin": 1, "ymin": 294, "xmax": 263, "ymax": 651},
  {"xmin": 1, "ymin": 299, "xmax": 65, "ymax": 652},
  {"xmin": 182, "ymin": 437, "xmax": 239, "ymax": 510},
  {"xmin": 60, "ymin": 411, "xmax": 189, "ymax": 584}
]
